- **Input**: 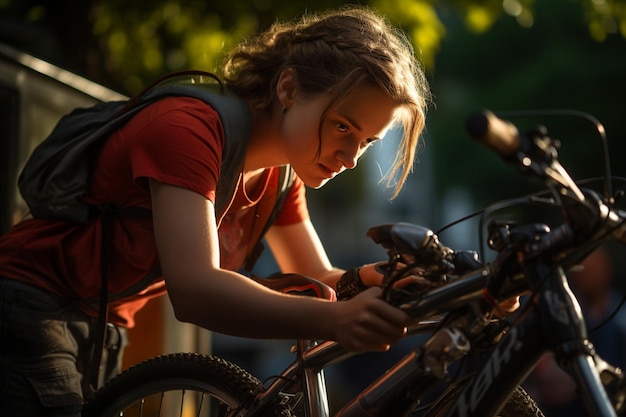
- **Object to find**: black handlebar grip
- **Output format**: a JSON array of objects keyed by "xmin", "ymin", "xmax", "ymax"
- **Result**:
[{"xmin": 466, "ymin": 110, "xmax": 520, "ymax": 157}]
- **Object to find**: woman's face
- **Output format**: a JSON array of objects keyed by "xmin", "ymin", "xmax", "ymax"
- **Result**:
[{"xmin": 280, "ymin": 82, "xmax": 399, "ymax": 189}]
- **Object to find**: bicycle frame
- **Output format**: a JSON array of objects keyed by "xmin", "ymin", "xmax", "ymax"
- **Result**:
[
  {"xmin": 245, "ymin": 319, "xmax": 442, "ymax": 417},
  {"xmin": 244, "ymin": 257, "xmax": 621, "ymax": 417},
  {"xmin": 242, "ymin": 265, "xmax": 491, "ymax": 417}
]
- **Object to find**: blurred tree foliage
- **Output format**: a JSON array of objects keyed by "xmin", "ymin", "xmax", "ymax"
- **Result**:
[
  {"xmin": 0, "ymin": 0, "xmax": 624, "ymax": 94},
  {"xmin": 0, "ymin": 0, "xmax": 624, "ymax": 218},
  {"xmin": 425, "ymin": 0, "xmax": 626, "ymax": 209}
]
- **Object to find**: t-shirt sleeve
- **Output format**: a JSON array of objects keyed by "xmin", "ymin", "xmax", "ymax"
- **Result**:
[
  {"xmin": 273, "ymin": 176, "xmax": 310, "ymax": 226},
  {"xmin": 125, "ymin": 97, "xmax": 223, "ymax": 203}
]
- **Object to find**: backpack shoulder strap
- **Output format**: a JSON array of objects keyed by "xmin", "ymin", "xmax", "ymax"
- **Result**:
[{"xmin": 139, "ymin": 78, "xmax": 251, "ymax": 216}]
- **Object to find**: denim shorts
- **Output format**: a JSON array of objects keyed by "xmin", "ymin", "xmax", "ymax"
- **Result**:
[{"xmin": 0, "ymin": 278, "xmax": 127, "ymax": 417}]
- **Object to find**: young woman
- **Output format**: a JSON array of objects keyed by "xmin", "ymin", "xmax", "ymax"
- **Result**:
[{"xmin": 0, "ymin": 5, "xmax": 431, "ymax": 416}]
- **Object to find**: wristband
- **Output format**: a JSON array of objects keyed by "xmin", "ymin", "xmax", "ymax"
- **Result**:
[{"xmin": 336, "ymin": 267, "xmax": 368, "ymax": 300}]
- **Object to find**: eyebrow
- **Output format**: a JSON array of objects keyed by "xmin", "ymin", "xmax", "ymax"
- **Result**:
[
  {"xmin": 343, "ymin": 114, "xmax": 362, "ymax": 132},
  {"xmin": 342, "ymin": 114, "xmax": 383, "ymax": 141}
]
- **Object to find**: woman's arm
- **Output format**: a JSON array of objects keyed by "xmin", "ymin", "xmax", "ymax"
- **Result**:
[
  {"xmin": 264, "ymin": 221, "xmax": 341, "ymax": 285},
  {"xmin": 149, "ymin": 180, "xmax": 411, "ymax": 352},
  {"xmin": 265, "ymin": 221, "xmax": 384, "ymax": 288}
]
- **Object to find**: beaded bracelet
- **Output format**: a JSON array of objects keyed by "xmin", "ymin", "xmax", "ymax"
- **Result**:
[{"xmin": 336, "ymin": 267, "xmax": 368, "ymax": 300}]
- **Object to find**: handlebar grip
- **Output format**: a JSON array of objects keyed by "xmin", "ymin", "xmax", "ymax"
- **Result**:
[{"xmin": 466, "ymin": 110, "xmax": 520, "ymax": 157}]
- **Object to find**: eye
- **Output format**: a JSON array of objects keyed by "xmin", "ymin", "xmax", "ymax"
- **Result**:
[
  {"xmin": 336, "ymin": 122, "xmax": 349, "ymax": 133},
  {"xmin": 362, "ymin": 137, "xmax": 379, "ymax": 147}
]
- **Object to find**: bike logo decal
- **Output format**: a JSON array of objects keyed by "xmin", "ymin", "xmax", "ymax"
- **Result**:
[{"xmin": 450, "ymin": 327, "xmax": 524, "ymax": 417}]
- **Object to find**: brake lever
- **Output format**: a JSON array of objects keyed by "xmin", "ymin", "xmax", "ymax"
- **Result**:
[{"xmin": 381, "ymin": 249, "xmax": 484, "ymax": 306}]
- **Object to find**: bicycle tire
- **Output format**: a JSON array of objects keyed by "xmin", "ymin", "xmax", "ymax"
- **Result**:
[
  {"xmin": 82, "ymin": 352, "xmax": 265, "ymax": 417},
  {"xmin": 423, "ymin": 376, "xmax": 545, "ymax": 417}
]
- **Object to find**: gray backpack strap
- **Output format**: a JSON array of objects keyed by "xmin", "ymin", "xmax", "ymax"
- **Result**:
[{"xmin": 138, "ymin": 80, "xmax": 251, "ymax": 216}]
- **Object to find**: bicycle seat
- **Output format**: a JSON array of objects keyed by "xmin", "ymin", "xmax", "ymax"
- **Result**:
[{"xmin": 251, "ymin": 273, "xmax": 336, "ymax": 301}]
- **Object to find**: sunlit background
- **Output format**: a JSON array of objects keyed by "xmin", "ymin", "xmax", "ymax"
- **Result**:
[{"xmin": 1, "ymin": 0, "xmax": 625, "ymax": 414}]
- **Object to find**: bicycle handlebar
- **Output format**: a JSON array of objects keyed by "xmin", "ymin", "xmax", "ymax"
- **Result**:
[
  {"xmin": 466, "ymin": 110, "xmax": 520, "ymax": 157},
  {"xmin": 372, "ymin": 109, "xmax": 626, "ymax": 313}
]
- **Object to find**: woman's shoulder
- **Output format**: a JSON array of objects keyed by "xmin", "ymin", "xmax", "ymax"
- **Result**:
[
  {"xmin": 141, "ymin": 95, "xmax": 222, "ymax": 125},
  {"xmin": 115, "ymin": 95, "xmax": 225, "ymax": 150}
]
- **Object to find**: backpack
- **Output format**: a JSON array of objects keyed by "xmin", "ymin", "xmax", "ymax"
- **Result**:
[
  {"xmin": 18, "ymin": 69, "xmax": 293, "ymax": 265},
  {"xmin": 23, "ymin": 70, "xmax": 250, "ymax": 221},
  {"xmin": 17, "ymin": 70, "xmax": 294, "ymax": 389}
]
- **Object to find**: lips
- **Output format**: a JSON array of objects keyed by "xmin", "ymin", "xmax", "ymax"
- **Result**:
[{"xmin": 318, "ymin": 163, "xmax": 338, "ymax": 179}]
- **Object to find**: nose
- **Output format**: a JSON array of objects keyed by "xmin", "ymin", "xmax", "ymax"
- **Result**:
[
  {"xmin": 338, "ymin": 154, "xmax": 357, "ymax": 170},
  {"xmin": 336, "ymin": 141, "xmax": 361, "ymax": 170}
]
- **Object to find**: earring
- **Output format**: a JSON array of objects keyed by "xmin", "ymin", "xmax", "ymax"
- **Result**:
[{"xmin": 281, "ymin": 105, "xmax": 287, "ymax": 115}]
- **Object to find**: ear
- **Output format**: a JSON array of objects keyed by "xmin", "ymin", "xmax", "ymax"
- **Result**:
[{"xmin": 276, "ymin": 68, "xmax": 297, "ymax": 109}]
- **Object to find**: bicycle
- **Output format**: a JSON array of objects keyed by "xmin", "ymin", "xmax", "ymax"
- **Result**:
[{"xmin": 82, "ymin": 109, "xmax": 626, "ymax": 417}]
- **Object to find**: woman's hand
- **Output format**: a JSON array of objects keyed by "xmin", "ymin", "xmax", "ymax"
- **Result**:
[
  {"xmin": 357, "ymin": 262, "xmax": 387, "ymax": 287},
  {"xmin": 359, "ymin": 261, "xmax": 428, "ymax": 289},
  {"xmin": 357, "ymin": 261, "xmax": 522, "ymax": 320},
  {"xmin": 332, "ymin": 286, "xmax": 413, "ymax": 352}
]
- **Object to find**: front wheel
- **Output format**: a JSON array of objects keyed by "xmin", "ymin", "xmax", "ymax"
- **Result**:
[{"xmin": 82, "ymin": 353, "xmax": 264, "ymax": 417}]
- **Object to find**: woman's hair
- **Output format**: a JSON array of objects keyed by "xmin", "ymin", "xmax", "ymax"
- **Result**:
[{"xmin": 221, "ymin": 6, "xmax": 432, "ymax": 198}]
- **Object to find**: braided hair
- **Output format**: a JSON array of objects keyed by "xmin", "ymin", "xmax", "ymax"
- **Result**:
[{"xmin": 221, "ymin": 6, "xmax": 431, "ymax": 197}]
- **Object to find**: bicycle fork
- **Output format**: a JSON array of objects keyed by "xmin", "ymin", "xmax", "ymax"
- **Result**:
[
  {"xmin": 446, "ymin": 262, "xmax": 626, "ymax": 417},
  {"xmin": 536, "ymin": 264, "xmax": 625, "ymax": 416}
]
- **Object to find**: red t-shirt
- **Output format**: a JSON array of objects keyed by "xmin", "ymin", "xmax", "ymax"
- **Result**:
[{"xmin": 0, "ymin": 97, "xmax": 309, "ymax": 327}]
